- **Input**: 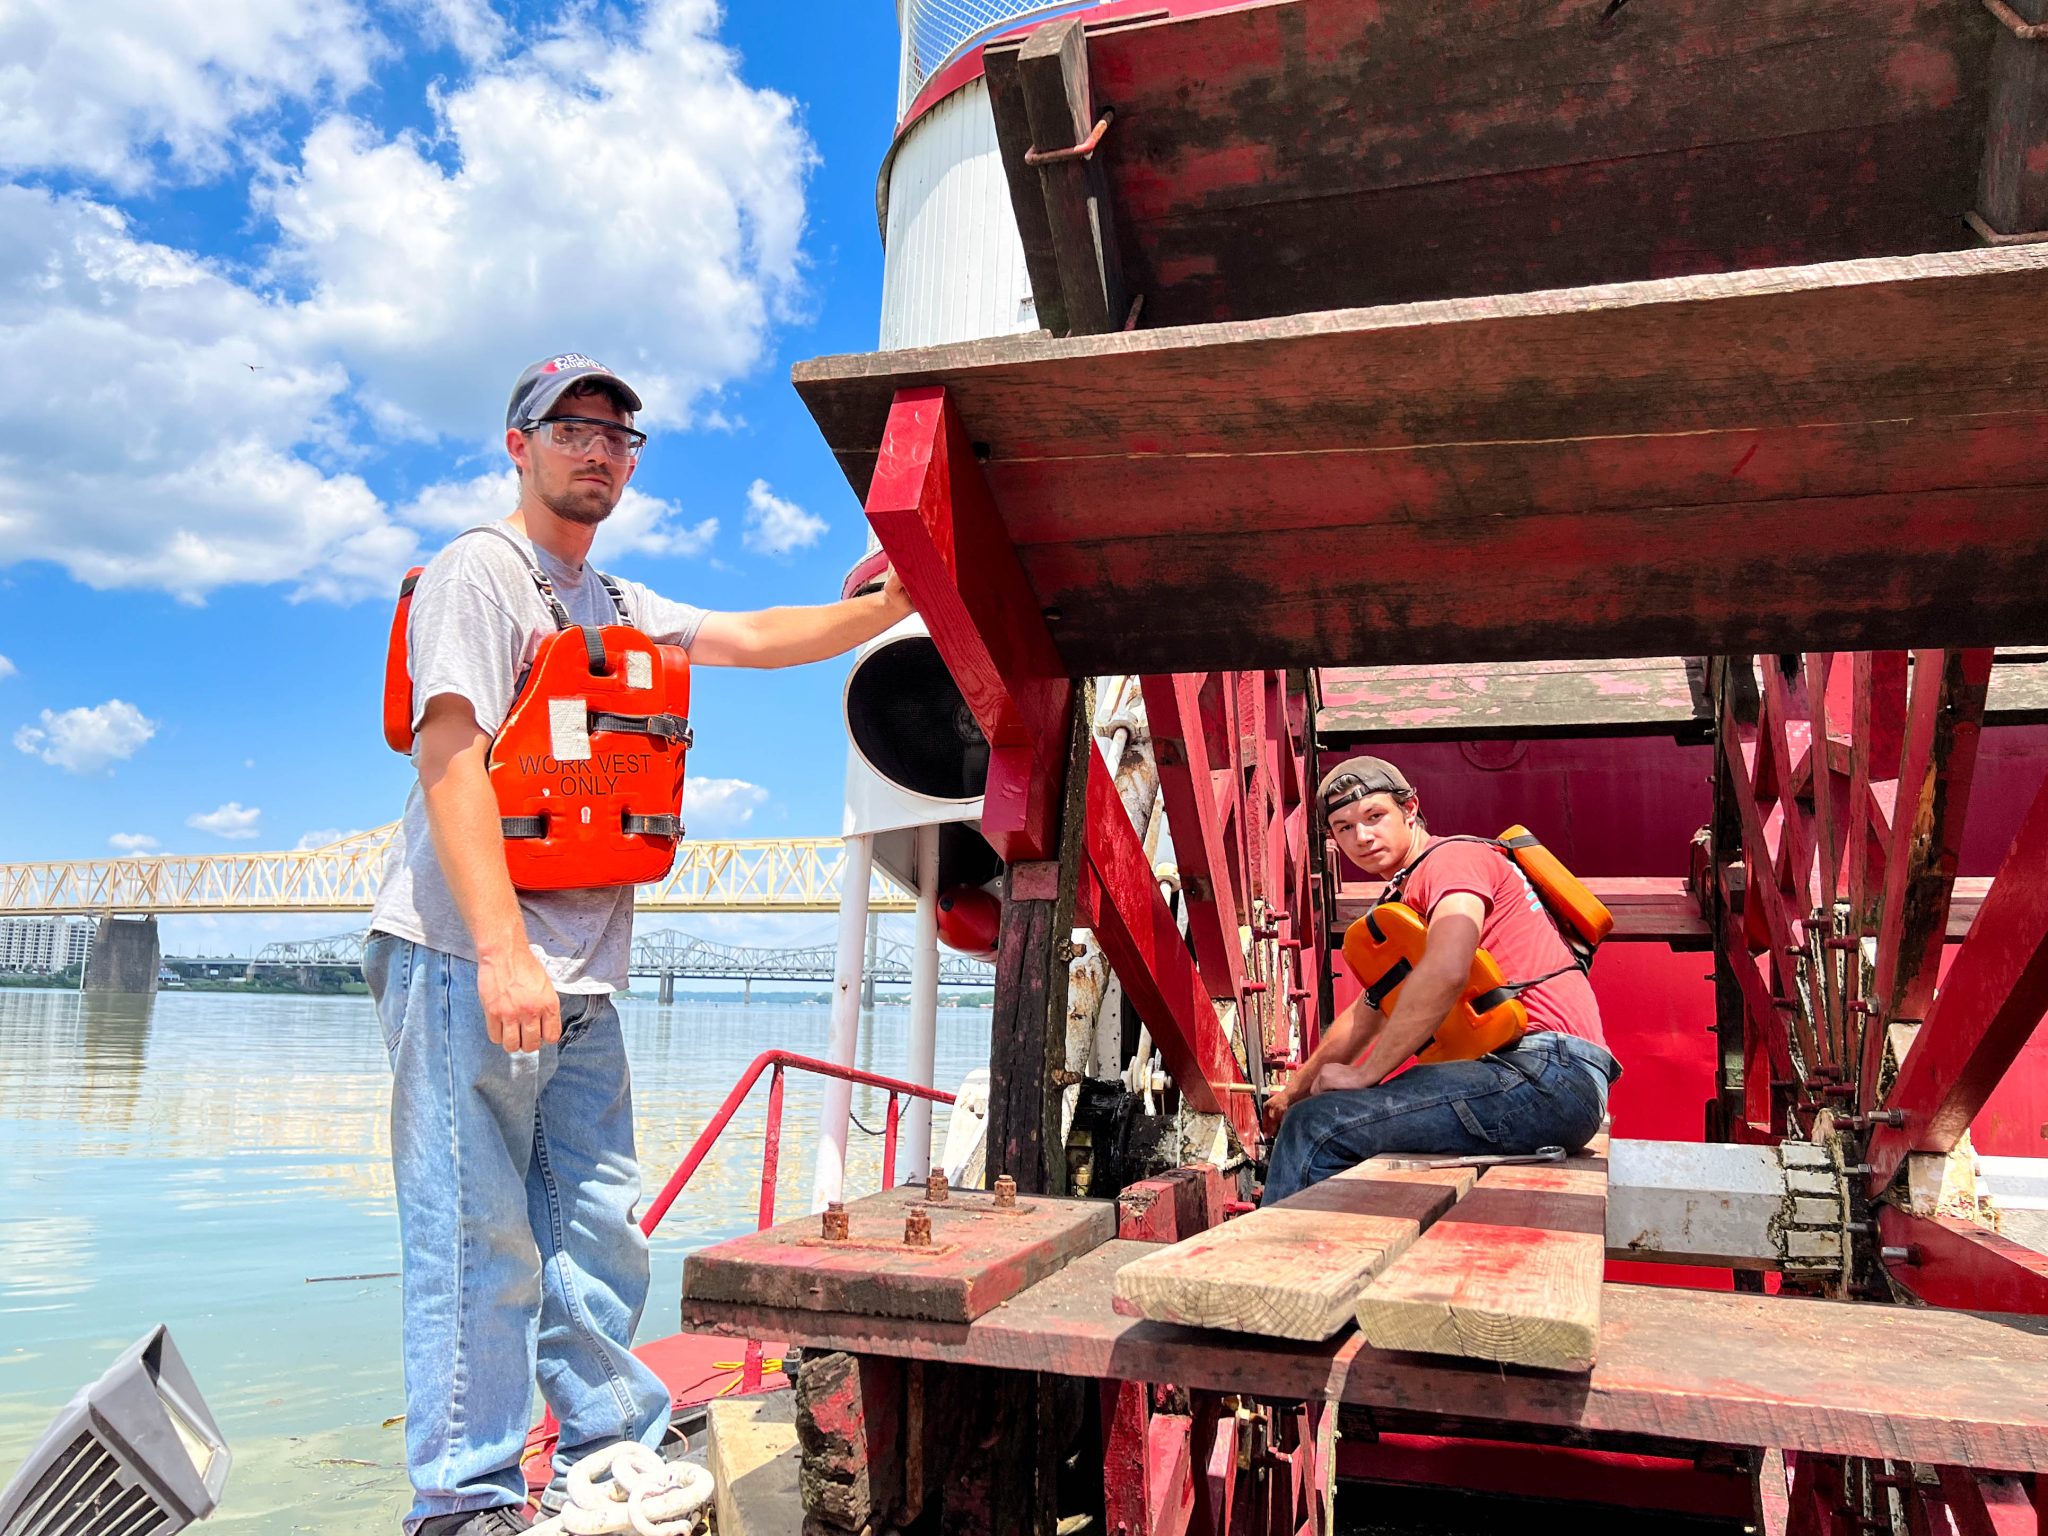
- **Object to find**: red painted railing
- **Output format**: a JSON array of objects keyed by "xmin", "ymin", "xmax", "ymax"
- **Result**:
[{"xmin": 639, "ymin": 1049, "xmax": 957, "ymax": 1393}]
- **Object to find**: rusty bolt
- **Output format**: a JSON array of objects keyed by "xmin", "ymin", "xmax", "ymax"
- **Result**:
[
  {"xmin": 926, "ymin": 1170, "xmax": 950, "ymax": 1204},
  {"xmin": 994, "ymin": 1175, "xmax": 1018, "ymax": 1209},
  {"xmin": 821, "ymin": 1202, "xmax": 849, "ymax": 1242},
  {"xmin": 904, "ymin": 1207, "xmax": 932, "ymax": 1247}
]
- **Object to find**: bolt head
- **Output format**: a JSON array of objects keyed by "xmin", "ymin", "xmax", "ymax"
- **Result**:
[{"xmin": 993, "ymin": 1174, "xmax": 1018, "ymax": 1208}]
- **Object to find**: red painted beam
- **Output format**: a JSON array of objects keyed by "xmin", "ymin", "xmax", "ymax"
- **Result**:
[
  {"xmin": 1880, "ymin": 1207, "xmax": 2048, "ymax": 1317},
  {"xmin": 1867, "ymin": 765, "xmax": 2048, "ymax": 1191},
  {"xmin": 1147, "ymin": 1411, "xmax": 1196, "ymax": 1536},
  {"xmin": 862, "ymin": 385, "xmax": 1073, "ymax": 859},
  {"xmin": 1143, "ymin": 673, "xmax": 1250, "ymax": 1004},
  {"xmin": 1935, "ymin": 1466, "xmax": 2041, "ymax": 1536},
  {"xmin": 1083, "ymin": 752, "xmax": 1254, "ymax": 1136},
  {"xmin": 1333, "ymin": 1435, "xmax": 1754, "ymax": 1521}
]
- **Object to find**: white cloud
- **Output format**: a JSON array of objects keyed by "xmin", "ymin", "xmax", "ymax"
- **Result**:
[
  {"xmin": 0, "ymin": 189, "xmax": 416, "ymax": 603},
  {"xmin": 0, "ymin": 0, "xmax": 810, "ymax": 607},
  {"xmin": 295, "ymin": 826, "xmax": 366, "ymax": 850},
  {"xmin": 259, "ymin": 0, "xmax": 814, "ymax": 444},
  {"xmin": 13, "ymin": 700, "xmax": 158, "ymax": 775},
  {"xmin": 0, "ymin": 655, "xmax": 14, "ymax": 679},
  {"xmin": 0, "ymin": 0, "xmax": 379, "ymax": 192},
  {"xmin": 108, "ymin": 833, "xmax": 160, "ymax": 853},
  {"xmin": 742, "ymin": 479, "xmax": 827, "ymax": 558},
  {"xmin": 398, "ymin": 469, "xmax": 717, "ymax": 562},
  {"xmin": 398, "ymin": 0, "xmax": 507, "ymax": 63},
  {"xmin": 684, "ymin": 775, "xmax": 769, "ymax": 830},
  {"xmin": 188, "ymin": 802, "xmax": 263, "ymax": 839}
]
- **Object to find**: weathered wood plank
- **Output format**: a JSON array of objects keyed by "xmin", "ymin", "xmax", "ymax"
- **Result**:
[
  {"xmin": 1015, "ymin": 16, "xmax": 1123, "ymax": 336},
  {"xmin": 1977, "ymin": 0, "xmax": 2048, "ymax": 238},
  {"xmin": 798, "ymin": 249, "xmax": 2048, "ymax": 673},
  {"xmin": 1112, "ymin": 1162, "xmax": 1475, "ymax": 1341},
  {"xmin": 1064, "ymin": 0, "xmax": 1998, "ymax": 322},
  {"xmin": 982, "ymin": 40, "xmax": 1067, "ymax": 338},
  {"xmin": 1317, "ymin": 659, "xmax": 1702, "ymax": 738},
  {"xmin": 683, "ymin": 1242, "xmax": 2048, "ymax": 1473},
  {"xmin": 1353, "ymin": 1161, "xmax": 1610, "ymax": 1373},
  {"xmin": 682, "ymin": 1184, "xmax": 1114, "ymax": 1325}
]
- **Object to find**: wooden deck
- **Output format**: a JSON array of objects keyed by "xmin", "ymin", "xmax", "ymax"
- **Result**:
[
  {"xmin": 684, "ymin": 1239, "xmax": 2048, "ymax": 1472},
  {"xmin": 796, "ymin": 247, "xmax": 2048, "ymax": 678}
]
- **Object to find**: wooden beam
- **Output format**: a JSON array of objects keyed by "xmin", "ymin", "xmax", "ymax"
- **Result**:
[
  {"xmin": 982, "ymin": 39, "xmax": 1067, "ymax": 338},
  {"xmin": 987, "ymin": 690, "xmax": 1092, "ymax": 1196},
  {"xmin": 1862, "ymin": 650, "xmax": 1994, "ymax": 1110},
  {"xmin": 1057, "ymin": 0, "xmax": 1996, "ymax": 321},
  {"xmin": 1111, "ymin": 1161, "xmax": 1475, "ymax": 1341},
  {"xmin": 1317, "ymin": 658, "xmax": 1704, "ymax": 739},
  {"xmin": 1353, "ymin": 1157, "xmax": 1610, "ymax": 1373},
  {"xmin": 1879, "ymin": 1207, "xmax": 2048, "ymax": 1318},
  {"xmin": 1082, "ymin": 750, "xmax": 1253, "ymax": 1138},
  {"xmin": 1014, "ymin": 16, "xmax": 1124, "ymax": 337},
  {"xmin": 800, "ymin": 249, "xmax": 2048, "ymax": 674},
  {"xmin": 1977, "ymin": 0, "xmax": 2048, "ymax": 239},
  {"xmin": 685, "ymin": 1242, "xmax": 2048, "ymax": 1472},
  {"xmin": 1142, "ymin": 673, "xmax": 1249, "ymax": 1003},
  {"xmin": 1866, "ymin": 764, "xmax": 2048, "ymax": 1190},
  {"xmin": 860, "ymin": 385, "xmax": 1073, "ymax": 860}
]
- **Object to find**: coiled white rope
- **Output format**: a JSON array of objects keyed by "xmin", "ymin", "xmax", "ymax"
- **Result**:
[{"xmin": 528, "ymin": 1440, "xmax": 715, "ymax": 1536}]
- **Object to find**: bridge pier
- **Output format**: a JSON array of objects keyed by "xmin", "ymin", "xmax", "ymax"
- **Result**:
[
  {"xmin": 658, "ymin": 970, "xmax": 675, "ymax": 1006},
  {"xmin": 84, "ymin": 916, "xmax": 160, "ymax": 995},
  {"xmin": 743, "ymin": 977, "xmax": 752, "ymax": 1006}
]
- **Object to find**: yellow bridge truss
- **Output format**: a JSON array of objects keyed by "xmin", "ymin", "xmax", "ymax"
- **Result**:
[{"xmin": 0, "ymin": 827, "xmax": 916, "ymax": 916}]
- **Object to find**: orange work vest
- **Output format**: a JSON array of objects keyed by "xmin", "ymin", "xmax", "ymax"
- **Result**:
[{"xmin": 382, "ymin": 528, "xmax": 694, "ymax": 892}]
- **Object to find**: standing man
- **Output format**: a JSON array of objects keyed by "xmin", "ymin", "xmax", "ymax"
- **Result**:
[
  {"xmin": 1259, "ymin": 756, "xmax": 1621, "ymax": 1204},
  {"xmin": 367, "ymin": 354, "xmax": 913, "ymax": 1535}
]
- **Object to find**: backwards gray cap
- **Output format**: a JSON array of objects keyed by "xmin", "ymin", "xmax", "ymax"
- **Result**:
[
  {"xmin": 505, "ymin": 353, "xmax": 644, "ymax": 431},
  {"xmin": 1317, "ymin": 755, "xmax": 1415, "ymax": 820}
]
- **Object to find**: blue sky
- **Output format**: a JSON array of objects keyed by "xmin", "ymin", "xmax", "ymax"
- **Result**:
[{"xmin": 0, "ymin": 1, "xmax": 917, "ymax": 953}]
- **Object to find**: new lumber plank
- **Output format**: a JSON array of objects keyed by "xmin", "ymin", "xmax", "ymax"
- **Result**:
[
  {"xmin": 682, "ymin": 1242, "xmax": 2048, "ymax": 1473},
  {"xmin": 796, "ymin": 248, "xmax": 2048, "ymax": 675},
  {"xmin": 1353, "ymin": 1159, "xmax": 1609, "ymax": 1372},
  {"xmin": 1112, "ymin": 1161, "xmax": 1476, "ymax": 1341}
]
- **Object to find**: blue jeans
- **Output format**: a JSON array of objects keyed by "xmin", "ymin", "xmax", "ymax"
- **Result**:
[
  {"xmin": 365, "ymin": 935, "xmax": 671, "ymax": 1531},
  {"xmin": 1261, "ymin": 1032, "xmax": 1620, "ymax": 1206}
]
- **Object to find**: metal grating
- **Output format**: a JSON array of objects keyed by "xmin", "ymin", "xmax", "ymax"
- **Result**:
[
  {"xmin": 897, "ymin": 0, "xmax": 1098, "ymax": 115},
  {"xmin": 3, "ymin": 1431, "xmax": 170, "ymax": 1536}
]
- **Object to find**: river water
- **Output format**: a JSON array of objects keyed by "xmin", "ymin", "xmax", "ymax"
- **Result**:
[{"xmin": 0, "ymin": 987, "xmax": 989, "ymax": 1532}]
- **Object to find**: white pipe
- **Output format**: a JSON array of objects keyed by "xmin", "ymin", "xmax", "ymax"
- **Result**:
[
  {"xmin": 811, "ymin": 832, "xmax": 875, "ymax": 1212},
  {"xmin": 903, "ymin": 822, "xmax": 942, "ymax": 1184}
]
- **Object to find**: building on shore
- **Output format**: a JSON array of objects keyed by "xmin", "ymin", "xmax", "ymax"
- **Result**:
[{"xmin": 0, "ymin": 916, "xmax": 94, "ymax": 974}]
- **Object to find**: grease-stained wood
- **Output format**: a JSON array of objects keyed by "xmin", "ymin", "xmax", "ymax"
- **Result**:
[
  {"xmin": 1012, "ymin": 16, "xmax": 1124, "ymax": 336},
  {"xmin": 798, "ymin": 249, "xmax": 2048, "ymax": 674},
  {"xmin": 681, "ymin": 1183, "xmax": 1113, "ymax": 1325},
  {"xmin": 1353, "ymin": 1160, "xmax": 1609, "ymax": 1373},
  {"xmin": 999, "ymin": 0, "xmax": 1999, "ymax": 324},
  {"xmin": 1977, "ymin": 0, "xmax": 2048, "ymax": 237},
  {"xmin": 682, "ymin": 1242, "xmax": 2048, "ymax": 1472},
  {"xmin": 1317, "ymin": 659, "xmax": 1703, "ymax": 739},
  {"xmin": 1112, "ymin": 1161, "xmax": 1476, "ymax": 1341}
]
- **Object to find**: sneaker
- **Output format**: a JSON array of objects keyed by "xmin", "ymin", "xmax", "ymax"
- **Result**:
[{"xmin": 415, "ymin": 1506, "xmax": 531, "ymax": 1536}]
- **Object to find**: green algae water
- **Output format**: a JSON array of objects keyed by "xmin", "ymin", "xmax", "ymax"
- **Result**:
[{"xmin": 0, "ymin": 987, "xmax": 987, "ymax": 1532}]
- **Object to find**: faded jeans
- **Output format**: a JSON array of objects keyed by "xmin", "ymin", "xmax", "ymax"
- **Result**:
[
  {"xmin": 1261, "ymin": 1031, "xmax": 1620, "ymax": 1206},
  {"xmin": 365, "ymin": 935, "xmax": 670, "ymax": 1531}
]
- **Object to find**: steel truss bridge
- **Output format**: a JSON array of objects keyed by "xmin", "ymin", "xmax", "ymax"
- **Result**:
[
  {"xmin": 248, "ymin": 928, "xmax": 992, "ymax": 987},
  {"xmin": 0, "ymin": 827, "xmax": 915, "ymax": 916}
]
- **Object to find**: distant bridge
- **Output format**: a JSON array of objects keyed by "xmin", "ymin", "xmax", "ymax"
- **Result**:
[
  {"xmin": 240, "ymin": 927, "xmax": 993, "ymax": 989},
  {"xmin": 1, "ymin": 828, "xmax": 915, "ymax": 917}
]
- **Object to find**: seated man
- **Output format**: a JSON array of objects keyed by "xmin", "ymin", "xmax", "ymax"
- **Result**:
[{"xmin": 1260, "ymin": 756, "xmax": 1621, "ymax": 1204}]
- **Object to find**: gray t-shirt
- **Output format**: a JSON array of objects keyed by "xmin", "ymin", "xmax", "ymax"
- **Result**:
[{"xmin": 369, "ymin": 523, "xmax": 710, "ymax": 993}]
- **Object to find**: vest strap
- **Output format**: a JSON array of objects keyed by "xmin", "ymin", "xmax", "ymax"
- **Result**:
[
  {"xmin": 501, "ymin": 816, "xmax": 546, "ymax": 839},
  {"xmin": 624, "ymin": 813, "xmax": 682, "ymax": 837},
  {"xmin": 590, "ymin": 711, "xmax": 693, "ymax": 745}
]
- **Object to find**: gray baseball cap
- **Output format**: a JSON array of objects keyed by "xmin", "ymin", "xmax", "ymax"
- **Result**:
[
  {"xmin": 505, "ymin": 353, "xmax": 644, "ymax": 430},
  {"xmin": 1318, "ymin": 755, "xmax": 1415, "ymax": 820}
]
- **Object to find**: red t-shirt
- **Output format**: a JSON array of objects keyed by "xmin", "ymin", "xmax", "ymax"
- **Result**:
[{"xmin": 1399, "ymin": 839, "xmax": 1607, "ymax": 1050}]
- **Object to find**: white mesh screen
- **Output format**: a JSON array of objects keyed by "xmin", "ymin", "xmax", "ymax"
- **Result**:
[{"xmin": 897, "ymin": 0, "xmax": 1099, "ymax": 116}]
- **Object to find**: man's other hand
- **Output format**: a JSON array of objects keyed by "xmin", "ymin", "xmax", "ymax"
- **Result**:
[
  {"xmin": 479, "ymin": 947, "xmax": 560, "ymax": 1053},
  {"xmin": 1260, "ymin": 1084, "xmax": 1294, "ymax": 1137},
  {"xmin": 1312, "ymin": 1062, "xmax": 1376, "ymax": 1094}
]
